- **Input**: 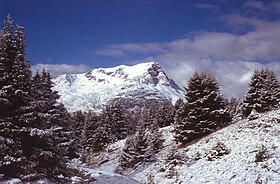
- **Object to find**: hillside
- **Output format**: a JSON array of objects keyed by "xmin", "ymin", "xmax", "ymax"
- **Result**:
[
  {"xmin": 53, "ymin": 62, "xmax": 183, "ymax": 112},
  {"xmin": 75, "ymin": 110, "xmax": 280, "ymax": 183}
]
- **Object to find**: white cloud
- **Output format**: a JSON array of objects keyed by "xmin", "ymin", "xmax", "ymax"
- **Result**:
[
  {"xmin": 94, "ymin": 42, "xmax": 167, "ymax": 56},
  {"xmin": 94, "ymin": 14, "xmax": 280, "ymax": 99},
  {"xmin": 32, "ymin": 63, "xmax": 91, "ymax": 77},
  {"xmin": 159, "ymin": 58, "xmax": 265, "ymax": 99},
  {"xmin": 95, "ymin": 16, "xmax": 280, "ymax": 61},
  {"xmin": 194, "ymin": 3, "xmax": 219, "ymax": 13},
  {"xmin": 244, "ymin": 0, "xmax": 280, "ymax": 14}
]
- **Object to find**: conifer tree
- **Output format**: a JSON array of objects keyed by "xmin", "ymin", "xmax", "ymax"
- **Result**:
[
  {"xmin": 0, "ymin": 16, "xmax": 30, "ymax": 179},
  {"xmin": 90, "ymin": 121, "xmax": 111, "ymax": 151},
  {"xmin": 242, "ymin": 69, "xmax": 280, "ymax": 117},
  {"xmin": 106, "ymin": 103, "xmax": 128, "ymax": 140},
  {"xmin": 72, "ymin": 110, "xmax": 86, "ymax": 140},
  {"xmin": 0, "ymin": 16, "xmax": 77, "ymax": 181},
  {"xmin": 158, "ymin": 103, "xmax": 175, "ymax": 127},
  {"xmin": 174, "ymin": 99, "xmax": 186, "ymax": 126},
  {"xmin": 116, "ymin": 111, "xmax": 163, "ymax": 173},
  {"xmin": 265, "ymin": 69, "xmax": 280, "ymax": 109},
  {"xmin": 174, "ymin": 72, "xmax": 230, "ymax": 143},
  {"xmin": 0, "ymin": 15, "xmax": 17, "ymax": 117},
  {"xmin": 82, "ymin": 112, "xmax": 99, "ymax": 151}
]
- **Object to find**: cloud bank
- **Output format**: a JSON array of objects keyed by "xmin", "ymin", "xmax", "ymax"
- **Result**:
[
  {"xmin": 94, "ymin": 1, "xmax": 280, "ymax": 99},
  {"xmin": 32, "ymin": 63, "xmax": 91, "ymax": 77}
]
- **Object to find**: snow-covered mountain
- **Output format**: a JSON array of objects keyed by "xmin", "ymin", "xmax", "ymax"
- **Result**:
[
  {"xmin": 53, "ymin": 62, "xmax": 183, "ymax": 112},
  {"xmin": 76, "ymin": 110, "xmax": 280, "ymax": 183}
]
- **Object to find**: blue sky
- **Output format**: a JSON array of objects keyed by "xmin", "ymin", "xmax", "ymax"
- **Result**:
[
  {"xmin": 1, "ymin": 0, "xmax": 244, "ymax": 67},
  {"xmin": 1, "ymin": 0, "xmax": 280, "ymax": 97}
]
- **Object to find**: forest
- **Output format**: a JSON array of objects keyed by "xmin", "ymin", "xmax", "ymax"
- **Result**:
[{"xmin": 0, "ymin": 16, "xmax": 280, "ymax": 183}]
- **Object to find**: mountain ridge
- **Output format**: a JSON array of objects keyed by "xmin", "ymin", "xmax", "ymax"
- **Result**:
[{"xmin": 53, "ymin": 62, "xmax": 184, "ymax": 112}]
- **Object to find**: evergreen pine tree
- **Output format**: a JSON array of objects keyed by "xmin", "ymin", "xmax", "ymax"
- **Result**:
[
  {"xmin": 265, "ymin": 69, "xmax": 280, "ymax": 109},
  {"xmin": 224, "ymin": 97, "xmax": 241, "ymax": 121},
  {"xmin": 242, "ymin": 69, "xmax": 280, "ymax": 117},
  {"xmin": 72, "ymin": 110, "xmax": 86, "ymax": 140},
  {"xmin": 105, "ymin": 103, "xmax": 128, "ymax": 140},
  {"xmin": 158, "ymin": 103, "xmax": 175, "ymax": 127},
  {"xmin": 83, "ymin": 110, "xmax": 112, "ymax": 152},
  {"xmin": 174, "ymin": 99, "xmax": 186, "ymax": 126},
  {"xmin": 0, "ymin": 17, "xmax": 77, "ymax": 181},
  {"xmin": 117, "ymin": 110, "xmax": 163, "ymax": 173},
  {"xmin": 0, "ymin": 15, "xmax": 17, "ymax": 117},
  {"xmin": 82, "ymin": 112, "xmax": 99, "ymax": 151},
  {"xmin": 0, "ymin": 16, "xmax": 31, "ymax": 179},
  {"xmin": 174, "ymin": 72, "xmax": 230, "ymax": 144}
]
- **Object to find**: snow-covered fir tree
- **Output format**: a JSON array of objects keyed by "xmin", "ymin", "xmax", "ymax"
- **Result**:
[
  {"xmin": 72, "ymin": 110, "xmax": 86, "ymax": 141},
  {"xmin": 0, "ymin": 16, "xmax": 32, "ymax": 180},
  {"xmin": 87, "ymin": 118, "xmax": 111, "ymax": 151},
  {"xmin": 265, "ymin": 69, "xmax": 280, "ymax": 109},
  {"xmin": 174, "ymin": 72, "xmax": 230, "ymax": 144},
  {"xmin": 105, "ymin": 103, "xmax": 128, "ymax": 140},
  {"xmin": 80, "ymin": 112, "xmax": 101, "ymax": 152},
  {"xmin": 224, "ymin": 97, "xmax": 241, "ymax": 121},
  {"xmin": 83, "ymin": 102, "xmax": 130, "ymax": 152},
  {"xmin": 116, "ymin": 110, "xmax": 163, "ymax": 173},
  {"xmin": 242, "ymin": 69, "xmax": 280, "ymax": 117},
  {"xmin": 157, "ymin": 103, "xmax": 175, "ymax": 128},
  {"xmin": 0, "ymin": 16, "xmax": 77, "ymax": 182},
  {"xmin": 174, "ymin": 98, "xmax": 186, "ymax": 126}
]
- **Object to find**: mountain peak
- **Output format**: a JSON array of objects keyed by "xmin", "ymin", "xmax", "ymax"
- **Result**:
[{"xmin": 53, "ymin": 62, "xmax": 183, "ymax": 112}]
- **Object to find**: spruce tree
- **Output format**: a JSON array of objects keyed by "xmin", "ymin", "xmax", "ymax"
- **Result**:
[
  {"xmin": 72, "ymin": 110, "xmax": 86, "ymax": 140},
  {"xmin": 242, "ymin": 69, "xmax": 280, "ymax": 117},
  {"xmin": 117, "ymin": 111, "xmax": 163, "ymax": 173},
  {"xmin": 158, "ymin": 103, "xmax": 175, "ymax": 127},
  {"xmin": 82, "ymin": 112, "xmax": 100, "ymax": 151},
  {"xmin": 174, "ymin": 72, "xmax": 230, "ymax": 144},
  {"xmin": 0, "ymin": 16, "xmax": 30, "ymax": 180},
  {"xmin": 105, "ymin": 103, "xmax": 128, "ymax": 140},
  {"xmin": 174, "ymin": 99, "xmax": 186, "ymax": 126},
  {"xmin": 0, "ymin": 17, "xmax": 77, "ymax": 181},
  {"xmin": 0, "ymin": 15, "xmax": 17, "ymax": 117},
  {"xmin": 265, "ymin": 69, "xmax": 280, "ymax": 109},
  {"xmin": 89, "ymin": 120, "xmax": 111, "ymax": 151}
]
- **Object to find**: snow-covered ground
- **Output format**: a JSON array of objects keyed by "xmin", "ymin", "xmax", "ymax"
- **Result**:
[
  {"xmin": 69, "ymin": 159, "xmax": 139, "ymax": 184},
  {"xmin": 69, "ymin": 140, "xmax": 140, "ymax": 184},
  {"xmin": 4, "ymin": 110, "xmax": 279, "ymax": 183},
  {"xmin": 83, "ymin": 109, "xmax": 280, "ymax": 184}
]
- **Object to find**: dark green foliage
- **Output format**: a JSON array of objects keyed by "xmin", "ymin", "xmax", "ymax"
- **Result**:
[
  {"xmin": 242, "ymin": 69, "xmax": 280, "ymax": 117},
  {"xmin": 72, "ymin": 111, "xmax": 86, "ymax": 140},
  {"xmin": 174, "ymin": 99, "xmax": 187, "ymax": 138},
  {"xmin": 207, "ymin": 142, "xmax": 230, "ymax": 161},
  {"xmin": 104, "ymin": 103, "xmax": 128, "ymax": 140},
  {"xmin": 116, "ymin": 110, "xmax": 163, "ymax": 173},
  {"xmin": 157, "ymin": 103, "xmax": 175, "ymax": 127},
  {"xmin": 174, "ymin": 72, "xmax": 231, "ymax": 144},
  {"xmin": 0, "ymin": 16, "xmax": 31, "ymax": 179},
  {"xmin": 224, "ymin": 97, "xmax": 241, "ymax": 121},
  {"xmin": 82, "ymin": 112, "xmax": 100, "ymax": 151},
  {"xmin": 255, "ymin": 145, "xmax": 269, "ymax": 162},
  {"xmin": 139, "ymin": 102, "xmax": 174, "ymax": 129},
  {"xmin": 0, "ymin": 16, "xmax": 77, "ymax": 182},
  {"xmin": 117, "ymin": 132, "xmax": 147, "ymax": 173},
  {"xmin": 87, "ymin": 117, "xmax": 111, "ymax": 151},
  {"xmin": 80, "ymin": 103, "xmax": 129, "ymax": 152}
]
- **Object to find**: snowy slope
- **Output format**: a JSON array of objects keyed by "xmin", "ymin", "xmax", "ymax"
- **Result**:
[
  {"xmin": 53, "ymin": 62, "xmax": 183, "ymax": 112},
  {"xmin": 87, "ymin": 110, "xmax": 280, "ymax": 184}
]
